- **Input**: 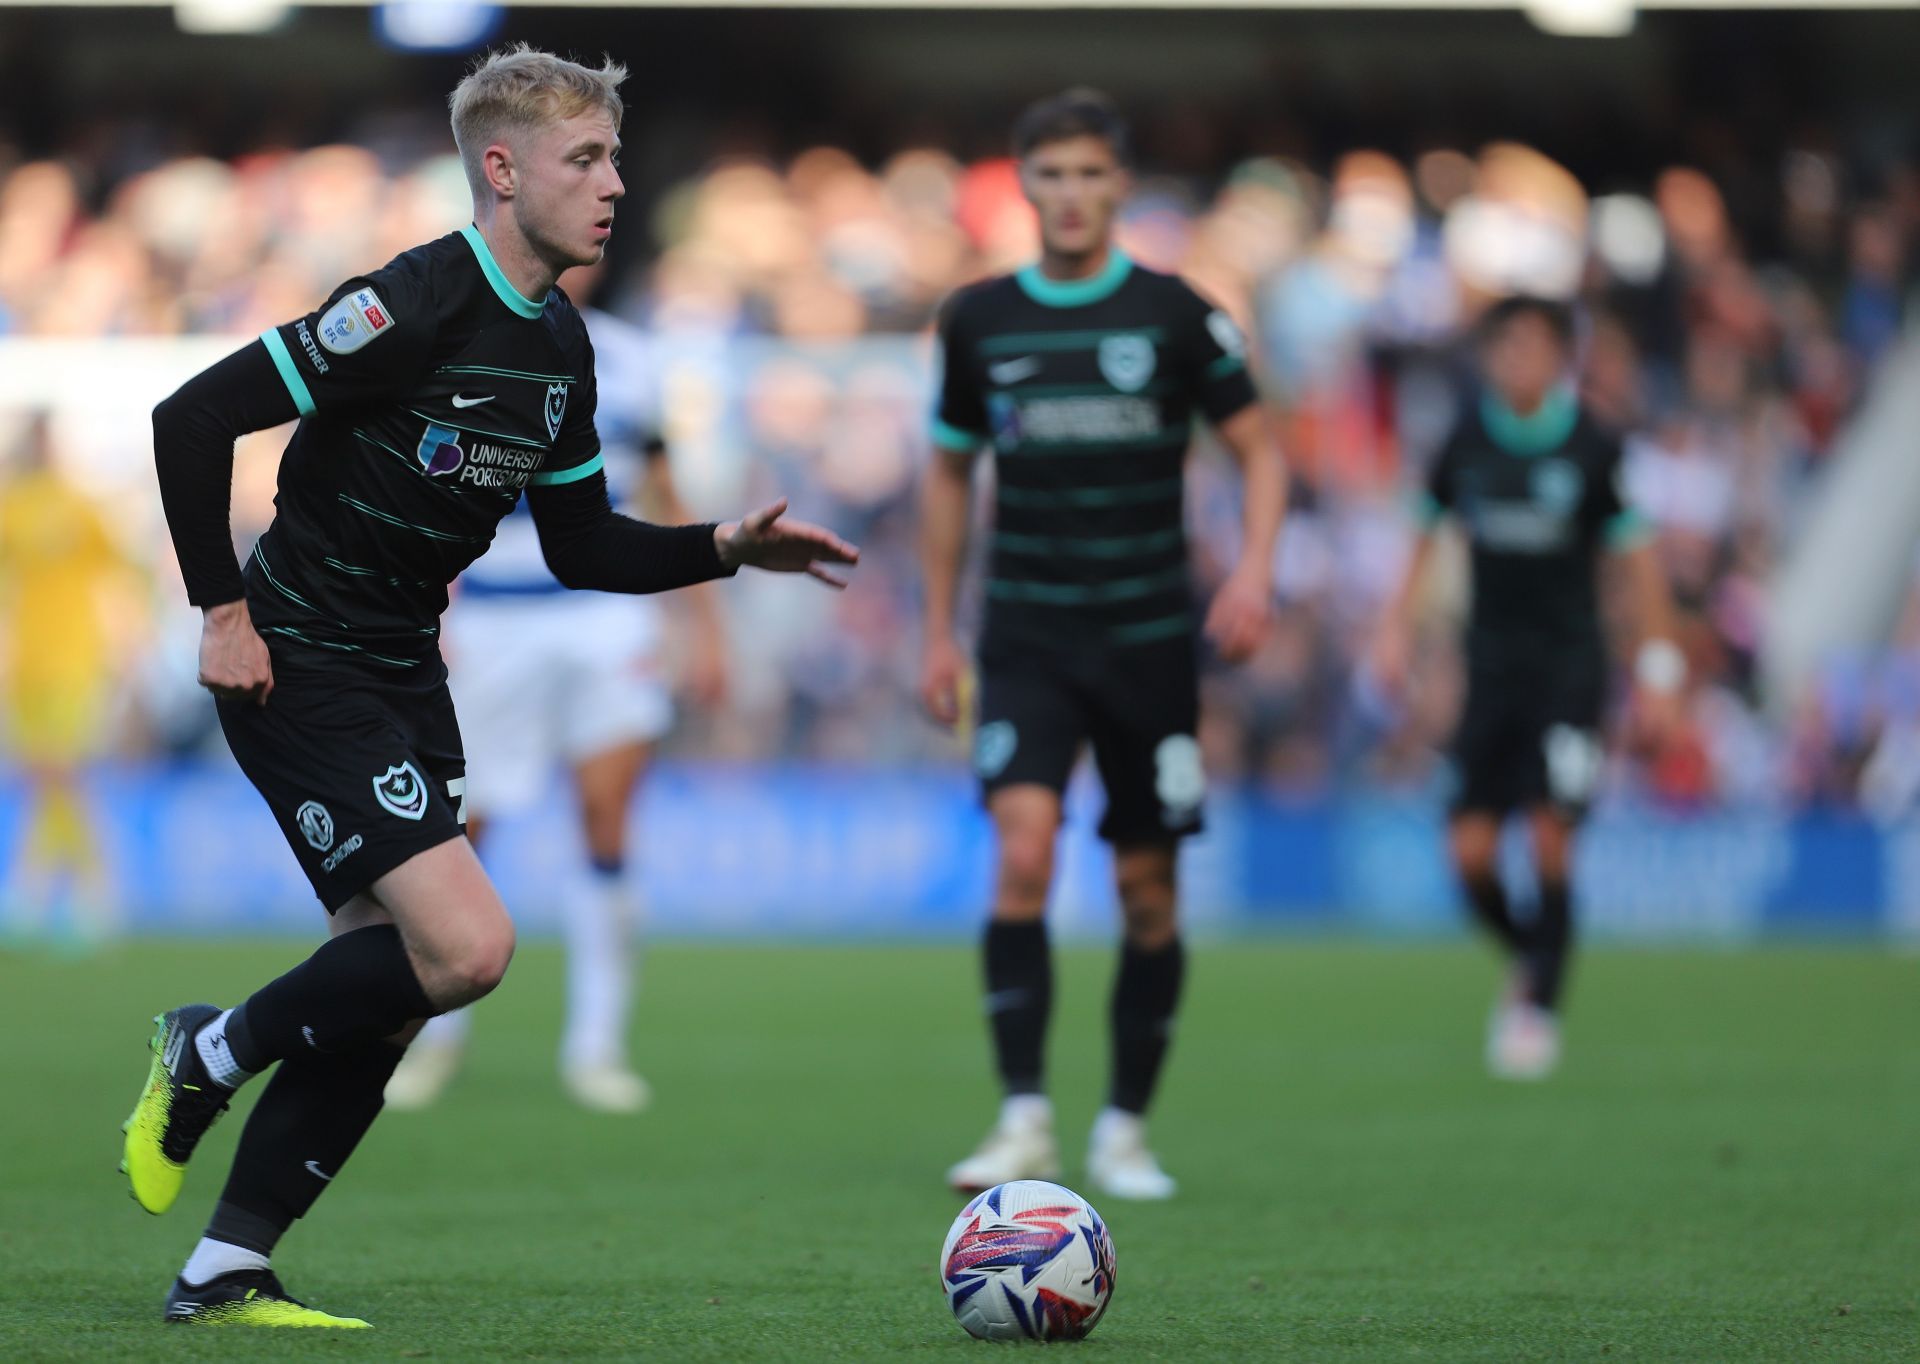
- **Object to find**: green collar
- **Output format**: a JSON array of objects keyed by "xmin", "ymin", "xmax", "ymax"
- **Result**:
[
  {"xmin": 1480, "ymin": 387, "xmax": 1578, "ymax": 457},
  {"xmin": 1015, "ymin": 249, "xmax": 1133, "ymax": 308},
  {"xmin": 461, "ymin": 224, "xmax": 546, "ymax": 320}
]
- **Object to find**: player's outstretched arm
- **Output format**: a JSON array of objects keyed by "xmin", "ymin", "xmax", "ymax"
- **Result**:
[
  {"xmin": 1205, "ymin": 403, "xmax": 1286, "ymax": 665},
  {"xmin": 713, "ymin": 498, "xmax": 860, "ymax": 588},
  {"xmin": 152, "ymin": 341, "xmax": 301, "ymax": 704}
]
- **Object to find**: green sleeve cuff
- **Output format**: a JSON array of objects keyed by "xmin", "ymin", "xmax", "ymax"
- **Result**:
[
  {"xmin": 1413, "ymin": 492, "xmax": 1444, "ymax": 529},
  {"xmin": 529, "ymin": 451, "xmax": 605, "ymax": 486},
  {"xmin": 260, "ymin": 327, "xmax": 316, "ymax": 418},
  {"xmin": 930, "ymin": 417, "xmax": 984, "ymax": 455},
  {"xmin": 1205, "ymin": 353, "xmax": 1247, "ymax": 381},
  {"xmin": 1606, "ymin": 508, "xmax": 1654, "ymax": 549}
]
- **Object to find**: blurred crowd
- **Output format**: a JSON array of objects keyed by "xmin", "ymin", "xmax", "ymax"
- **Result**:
[{"xmin": 1, "ymin": 126, "xmax": 1917, "ymax": 816}]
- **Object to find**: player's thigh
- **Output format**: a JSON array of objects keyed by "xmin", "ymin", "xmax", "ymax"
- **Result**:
[
  {"xmin": 1085, "ymin": 641, "xmax": 1204, "ymax": 845},
  {"xmin": 367, "ymin": 834, "xmax": 514, "ymax": 990},
  {"xmin": 445, "ymin": 603, "xmax": 561, "ymax": 820},
  {"xmin": 974, "ymin": 662, "xmax": 1084, "ymax": 806}
]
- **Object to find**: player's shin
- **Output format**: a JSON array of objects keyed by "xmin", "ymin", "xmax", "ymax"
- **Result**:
[
  {"xmin": 190, "ymin": 1040, "xmax": 406, "ymax": 1280},
  {"xmin": 1461, "ymin": 872, "xmax": 1528, "ymax": 957},
  {"xmin": 223, "ymin": 924, "xmax": 435, "ymax": 1071},
  {"xmin": 1107, "ymin": 935, "xmax": 1185, "ymax": 1116},
  {"xmin": 983, "ymin": 918, "xmax": 1052, "ymax": 1097},
  {"xmin": 1527, "ymin": 877, "xmax": 1574, "ymax": 1011}
]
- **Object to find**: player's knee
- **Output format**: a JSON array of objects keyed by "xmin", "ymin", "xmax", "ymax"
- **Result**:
[
  {"xmin": 1116, "ymin": 865, "xmax": 1176, "ymax": 949},
  {"xmin": 440, "ymin": 920, "xmax": 516, "ymax": 1006},
  {"xmin": 995, "ymin": 832, "xmax": 1055, "ymax": 912}
]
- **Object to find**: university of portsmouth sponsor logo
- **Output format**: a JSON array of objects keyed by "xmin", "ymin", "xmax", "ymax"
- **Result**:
[
  {"xmin": 294, "ymin": 319, "xmax": 330, "ymax": 374},
  {"xmin": 295, "ymin": 799, "xmax": 335, "ymax": 851},
  {"xmin": 416, "ymin": 423, "xmax": 466, "ymax": 477},
  {"xmin": 321, "ymin": 833, "xmax": 364, "ymax": 874},
  {"xmin": 1097, "ymin": 333, "xmax": 1156, "ymax": 392},
  {"xmin": 372, "ymin": 761, "xmax": 429, "ymax": 821},
  {"xmin": 544, "ymin": 382, "xmax": 568, "ymax": 441},
  {"xmin": 1012, "ymin": 396, "xmax": 1160, "ymax": 444},
  {"xmin": 317, "ymin": 285, "xmax": 396, "ymax": 355}
]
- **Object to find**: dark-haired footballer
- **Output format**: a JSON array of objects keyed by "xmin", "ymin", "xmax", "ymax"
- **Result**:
[
  {"xmin": 919, "ymin": 88, "xmax": 1287, "ymax": 1201},
  {"xmin": 1373, "ymin": 296, "xmax": 1681, "ymax": 1080}
]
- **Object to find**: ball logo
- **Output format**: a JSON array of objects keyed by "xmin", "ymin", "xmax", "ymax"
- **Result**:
[
  {"xmin": 1097, "ymin": 334, "xmax": 1156, "ymax": 392},
  {"xmin": 372, "ymin": 761, "xmax": 429, "ymax": 821},
  {"xmin": 545, "ymin": 382, "xmax": 569, "ymax": 442},
  {"xmin": 415, "ymin": 423, "xmax": 466, "ymax": 477},
  {"xmin": 295, "ymin": 800, "xmax": 334, "ymax": 852}
]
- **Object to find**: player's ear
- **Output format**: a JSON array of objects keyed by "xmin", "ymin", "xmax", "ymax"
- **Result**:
[{"xmin": 482, "ymin": 142, "xmax": 517, "ymax": 200}]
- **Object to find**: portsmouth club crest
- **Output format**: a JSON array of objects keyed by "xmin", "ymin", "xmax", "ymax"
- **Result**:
[
  {"xmin": 1097, "ymin": 334, "xmax": 1156, "ymax": 392},
  {"xmin": 544, "ymin": 382, "xmax": 569, "ymax": 442},
  {"xmin": 372, "ymin": 761, "xmax": 429, "ymax": 822}
]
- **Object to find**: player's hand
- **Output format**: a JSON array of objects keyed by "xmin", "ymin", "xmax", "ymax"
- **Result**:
[
  {"xmin": 1204, "ymin": 565, "xmax": 1273, "ymax": 665},
  {"xmin": 920, "ymin": 635, "xmax": 968, "ymax": 728},
  {"xmin": 714, "ymin": 499, "xmax": 859, "ymax": 588},
  {"xmin": 199, "ymin": 599, "xmax": 274, "ymax": 705}
]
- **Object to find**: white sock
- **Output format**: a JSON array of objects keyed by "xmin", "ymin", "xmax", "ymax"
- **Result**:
[
  {"xmin": 181, "ymin": 1236, "xmax": 269, "ymax": 1286},
  {"xmin": 413, "ymin": 1007, "xmax": 472, "ymax": 1050},
  {"xmin": 1090, "ymin": 1107, "xmax": 1144, "ymax": 1150},
  {"xmin": 560, "ymin": 863, "xmax": 635, "ymax": 1071},
  {"xmin": 1000, "ymin": 1094, "xmax": 1054, "ymax": 1130},
  {"xmin": 194, "ymin": 1010, "xmax": 256, "ymax": 1091}
]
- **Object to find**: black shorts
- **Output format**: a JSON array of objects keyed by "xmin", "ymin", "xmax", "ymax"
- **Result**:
[
  {"xmin": 218, "ymin": 652, "xmax": 468, "ymax": 912},
  {"xmin": 974, "ymin": 636, "xmax": 1203, "ymax": 845},
  {"xmin": 1450, "ymin": 647, "xmax": 1606, "ymax": 819}
]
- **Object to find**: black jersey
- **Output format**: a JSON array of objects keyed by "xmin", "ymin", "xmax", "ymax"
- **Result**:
[
  {"xmin": 932, "ymin": 251, "xmax": 1257, "ymax": 656},
  {"xmin": 1422, "ymin": 390, "xmax": 1649, "ymax": 657},
  {"xmin": 252, "ymin": 226, "xmax": 602, "ymax": 669}
]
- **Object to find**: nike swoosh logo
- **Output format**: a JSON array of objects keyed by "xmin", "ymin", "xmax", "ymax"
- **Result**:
[
  {"xmin": 988, "ymin": 357, "xmax": 1044, "ymax": 385},
  {"xmin": 305, "ymin": 1161, "xmax": 334, "ymax": 1181},
  {"xmin": 450, "ymin": 393, "xmax": 495, "ymax": 408}
]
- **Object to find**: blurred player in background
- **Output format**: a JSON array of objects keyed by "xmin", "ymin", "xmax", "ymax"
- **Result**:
[
  {"xmin": 387, "ymin": 264, "xmax": 727, "ymax": 1114},
  {"xmin": 1373, "ymin": 296, "xmax": 1681, "ymax": 1080},
  {"xmin": 127, "ymin": 46, "xmax": 854, "ymax": 1329},
  {"xmin": 920, "ymin": 89, "xmax": 1286, "ymax": 1201},
  {"xmin": 0, "ymin": 413, "xmax": 140, "ymax": 943}
]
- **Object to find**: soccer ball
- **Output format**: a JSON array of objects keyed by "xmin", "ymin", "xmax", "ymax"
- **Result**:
[{"xmin": 939, "ymin": 1180, "xmax": 1116, "ymax": 1341}]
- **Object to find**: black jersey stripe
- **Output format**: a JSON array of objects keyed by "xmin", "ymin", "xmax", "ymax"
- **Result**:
[
  {"xmin": 994, "ymin": 478, "xmax": 1183, "ymax": 509},
  {"xmin": 986, "ymin": 565, "xmax": 1188, "ymax": 605},
  {"xmin": 1107, "ymin": 611, "xmax": 1195, "ymax": 645},
  {"xmin": 979, "ymin": 327, "xmax": 1168, "ymax": 356},
  {"xmin": 257, "ymin": 626, "xmax": 417, "ymax": 669},
  {"xmin": 436, "ymin": 364, "xmax": 575, "ymax": 383},
  {"xmin": 993, "ymin": 527, "xmax": 1186, "ymax": 559},
  {"xmin": 336, "ymin": 493, "xmax": 486, "ymax": 543},
  {"xmin": 403, "ymin": 409, "xmax": 545, "ymax": 450}
]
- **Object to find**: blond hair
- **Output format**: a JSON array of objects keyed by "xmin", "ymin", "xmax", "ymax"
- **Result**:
[{"xmin": 448, "ymin": 44, "xmax": 626, "ymax": 198}]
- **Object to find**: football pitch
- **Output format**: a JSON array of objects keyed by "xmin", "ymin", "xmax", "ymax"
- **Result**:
[{"xmin": 1, "ymin": 939, "xmax": 1913, "ymax": 1361}]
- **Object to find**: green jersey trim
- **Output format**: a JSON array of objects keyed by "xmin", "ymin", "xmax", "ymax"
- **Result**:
[
  {"xmin": 1480, "ymin": 388, "xmax": 1578, "ymax": 457},
  {"xmin": 1413, "ymin": 491, "xmax": 1444, "ymax": 529},
  {"xmin": 528, "ymin": 451, "xmax": 604, "ymax": 486},
  {"xmin": 1206, "ymin": 353, "xmax": 1248, "ymax": 381},
  {"xmin": 979, "ymin": 327, "xmax": 1167, "ymax": 357},
  {"xmin": 996, "ymin": 477, "xmax": 1183, "ymax": 509},
  {"xmin": 931, "ymin": 418, "xmax": 983, "ymax": 454},
  {"xmin": 1015, "ymin": 250, "xmax": 1134, "ymax": 309},
  {"xmin": 986, "ymin": 564, "xmax": 1188, "ymax": 605},
  {"xmin": 260, "ymin": 328, "xmax": 316, "ymax": 417},
  {"xmin": 460, "ymin": 224, "xmax": 546, "ymax": 320},
  {"xmin": 1606, "ymin": 508, "xmax": 1654, "ymax": 550},
  {"xmin": 994, "ymin": 526, "xmax": 1186, "ymax": 559},
  {"xmin": 1107, "ymin": 611, "xmax": 1195, "ymax": 646}
]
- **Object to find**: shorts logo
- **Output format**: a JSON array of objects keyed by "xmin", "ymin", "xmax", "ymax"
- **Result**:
[
  {"xmin": 1153, "ymin": 734, "xmax": 1206, "ymax": 822},
  {"xmin": 974, "ymin": 720, "xmax": 1018, "ymax": 781},
  {"xmin": 317, "ymin": 286, "xmax": 396, "ymax": 355},
  {"xmin": 295, "ymin": 800, "xmax": 335, "ymax": 851},
  {"xmin": 416, "ymin": 423, "xmax": 466, "ymax": 477},
  {"xmin": 1098, "ymin": 334, "xmax": 1156, "ymax": 392},
  {"xmin": 1532, "ymin": 460, "xmax": 1584, "ymax": 516},
  {"xmin": 545, "ymin": 382, "xmax": 569, "ymax": 442},
  {"xmin": 372, "ymin": 761, "xmax": 429, "ymax": 821}
]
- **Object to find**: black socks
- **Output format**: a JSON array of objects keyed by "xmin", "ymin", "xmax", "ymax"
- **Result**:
[
  {"xmin": 1109, "ymin": 937, "xmax": 1185, "ymax": 1115},
  {"xmin": 206, "ymin": 1041, "xmax": 407, "ymax": 1256},
  {"xmin": 1527, "ymin": 877, "xmax": 1574, "ymax": 1011},
  {"xmin": 983, "ymin": 920, "xmax": 1052, "ymax": 1097},
  {"xmin": 1461, "ymin": 872, "xmax": 1527, "ymax": 955},
  {"xmin": 224, "ymin": 924, "xmax": 435, "ymax": 1071}
]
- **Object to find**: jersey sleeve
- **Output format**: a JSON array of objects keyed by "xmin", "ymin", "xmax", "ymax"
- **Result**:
[
  {"xmin": 530, "ymin": 329, "xmax": 602, "ymax": 487},
  {"xmin": 1177, "ymin": 283, "xmax": 1259, "ymax": 426},
  {"xmin": 1596, "ymin": 436, "xmax": 1652, "ymax": 549},
  {"xmin": 930, "ymin": 293, "xmax": 988, "ymax": 456},
  {"xmin": 258, "ymin": 264, "xmax": 437, "ymax": 416}
]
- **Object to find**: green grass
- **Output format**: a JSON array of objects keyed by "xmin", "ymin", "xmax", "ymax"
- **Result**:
[{"xmin": 0, "ymin": 941, "xmax": 1914, "ymax": 1361}]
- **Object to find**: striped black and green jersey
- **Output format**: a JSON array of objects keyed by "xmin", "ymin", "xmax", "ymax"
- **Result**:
[
  {"xmin": 932, "ymin": 250, "xmax": 1257, "ymax": 656},
  {"xmin": 250, "ymin": 226, "xmax": 604, "ymax": 668}
]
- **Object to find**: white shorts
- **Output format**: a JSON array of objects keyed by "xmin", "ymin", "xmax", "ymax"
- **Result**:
[{"xmin": 446, "ymin": 593, "xmax": 672, "ymax": 817}]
